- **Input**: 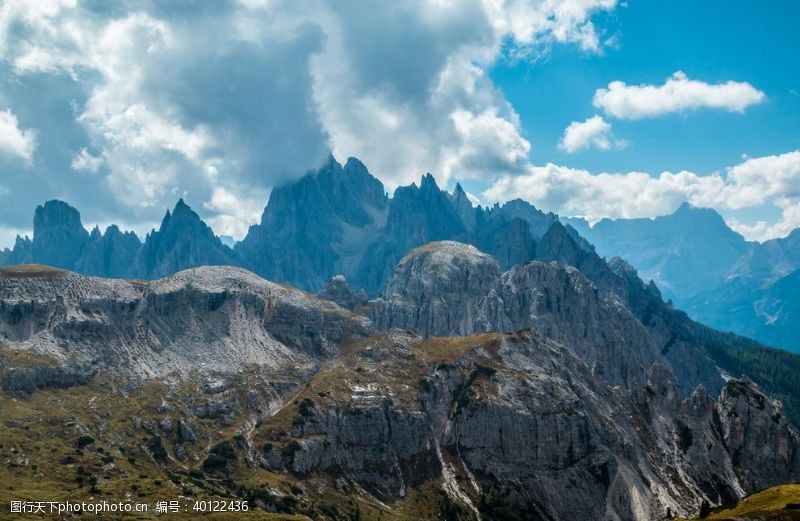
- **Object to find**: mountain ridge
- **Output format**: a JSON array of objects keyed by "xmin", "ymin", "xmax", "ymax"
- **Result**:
[{"xmin": 2, "ymin": 156, "xmax": 799, "ymax": 354}]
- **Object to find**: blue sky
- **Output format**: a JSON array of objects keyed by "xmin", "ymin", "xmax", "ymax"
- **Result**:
[
  {"xmin": 0, "ymin": 0, "xmax": 799, "ymax": 247},
  {"xmin": 488, "ymin": 1, "xmax": 800, "ymax": 174}
]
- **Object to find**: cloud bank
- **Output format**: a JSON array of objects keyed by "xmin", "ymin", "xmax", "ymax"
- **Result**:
[{"xmin": 0, "ymin": 0, "xmax": 619, "ymax": 240}]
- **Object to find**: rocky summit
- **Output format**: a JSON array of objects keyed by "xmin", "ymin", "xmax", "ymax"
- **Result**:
[{"xmin": 2, "ymin": 240, "xmax": 800, "ymax": 520}]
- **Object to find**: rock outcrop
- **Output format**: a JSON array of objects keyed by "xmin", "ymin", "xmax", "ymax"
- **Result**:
[
  {"xmin": 0, "ymin": 265, "xmax": 369, "ymax": 378},
  {"xmin": 369, "ymin": 241, "xmax": 707, "ymax": 391}
]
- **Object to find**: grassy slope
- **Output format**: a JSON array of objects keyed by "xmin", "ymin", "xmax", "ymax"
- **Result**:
[{"xmin": 681, "ymin": 484, "xmax": 800, "ymax": 520}]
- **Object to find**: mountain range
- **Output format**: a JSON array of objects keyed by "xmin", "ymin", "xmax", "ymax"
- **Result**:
[
  {"xmin": 3, "ymin": 239, "xmax": 800, "ymax": 520},
  {"xmin": 4, "ymin": 156, "xmax": 798, "ymax": 354},
  {"xmin": 4, "ymin": 156, "xmax": 800, "ymax": 518},
  {"xmin": 0, "ymin": 156, "xmax": 570, "ymax": 295}
]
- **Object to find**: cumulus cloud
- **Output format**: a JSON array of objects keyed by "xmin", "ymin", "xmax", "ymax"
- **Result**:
[
  {"xmin": 483, "ymin": 163, "xmax": 724, "ymax": 223},
  {"xmin": 722, "ymin": 150, "xmax": 800, "ymax": 208},
  {"xmin": 0, "ymin": 0, "xmax": 619, "ymax": 241},
  {"xmin": 593, "ymin": 71, "xmax": 766, "ymax": 119},
  {"xmin": 484, "ymin": 0, "xmax": 619, "ymax": 53},
  {"xmin": 483, "ymin": 149, "xmax": 800, "ymax": 240},
  {"xmin": 0, "ymin": 109, "xmax": 37, "ymax": 163},
  {"xmin": 558, "ymin": 115, "xmax": 626, "ymax": 153}
]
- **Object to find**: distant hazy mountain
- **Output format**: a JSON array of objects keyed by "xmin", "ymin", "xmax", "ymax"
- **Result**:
[
  {"xmin": 570, "ymin": 204, "xmax": 800, "ymax": 352},
  {"xmin": 567, "ymin": 203, "xmax": 751, "ymax": 300}
]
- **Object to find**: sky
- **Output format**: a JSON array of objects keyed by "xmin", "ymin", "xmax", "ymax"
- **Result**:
[{"xmin": 0, "ymin": 0, "xmax": 798, "ymax": 248}]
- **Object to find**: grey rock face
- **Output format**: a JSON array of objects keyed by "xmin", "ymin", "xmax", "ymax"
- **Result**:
[
  {"xmin": 0, "ymin": 359, "xmax": 94, "ymax": 394},
  {"xmin": 31, "ymin": 200, "xmax": 90, "ymax": 269},
  {"xmin": 0, "ymin": 265, "xmax": 370, "ymax": 378},
  {"xmin": 369, "ymin": 242, "xmax": 502, "ymax": 338},
  {"xmin": 717, "ymin": 378, "xmax": 800, "ymax": 491},
  {"xmin": 236, "ymin": 156, "xmax": 390, "ymax": 292},
  {"xmin": 138, "ymin": 200, "xmax": 238, "ymax": 279},
  {"xmin": 267, "ymin": 329, "xmax": 800, "ymax": 520},
  {"xmin": 369, "ymin": 241, "xmax": 699, "ymax": 390}
]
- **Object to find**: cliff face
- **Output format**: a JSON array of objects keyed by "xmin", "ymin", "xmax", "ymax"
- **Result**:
[
  {"xmin": 235, "ymin": 156, "xmax": 390, "ymax": 292},
  {"xmin": 254, "ymin": 330, "xmax": 799, "ymax": 520},
  {"xmin": 368, "ymin": 241, "xmax": 718, "ymax": 392},
  {"xmin": 30, "ymin": 200, "xmax": 90, "ymax": 269}
]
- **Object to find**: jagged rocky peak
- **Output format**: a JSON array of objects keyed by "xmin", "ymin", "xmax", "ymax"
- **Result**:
[
  {"xmin": 31, "ymin": 199, "xmax": 90, "ymax": 269},
  {"xmin": 139, "ymin": 199, "xmax": 236, "ymax": 279},
  {"xmin": 318, "ymin": 274, "xmax": 367, "ymax": 311},
  {"xmin": 75, "ymin": 223, "xmax": 142, "ymax": 278},
  {"xmin": 341, "ymin": 156, "xmax": 388, "ymax": 208},
  {"xmin": 236, "ymin": 155, "xmax": 391, "ymax": 292},
  {"xmin": 356, "ymin": 172, "xmax": 467, "ymax": 296},
  {"xmin": 0, "ymin": 234, "xmax": 33, "ymax": 265},
  {"xmin": 449, "ymin": 182, "xmax": 477, "ymax": 230}
]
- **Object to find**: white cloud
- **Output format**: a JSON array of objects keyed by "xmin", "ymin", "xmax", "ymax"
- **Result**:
[
  {"xmin": 0, "ymin": 109, "xmax": 37, "ymax": 163},
  {"xmin": 484, "ymin": 163, "xmax": 725, "ymax": 223},
  {"xmin": 558, "ymin": 115, "xmax": 626, "ymax": 153},
  {"xmin": 484, "ymin": 0, "xmax": 618, "ymax": 53},
  {"xmin": 70, "ymin": 148, "xmax": 103, "ymax": 173},
  {"xmin": 483, "ymin": 149, "xmax": 800, "ymax": 241},
  {"xmin": 722, "ymin": 150, "xmax": 800, "ymax": 208},
  {"xmin": 593, "ymin": 71, "xmax": 766, "ymax": 120},
  {"xmin": 306, "ymin": 0, "xmax": 617, "ymax": 190}
]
